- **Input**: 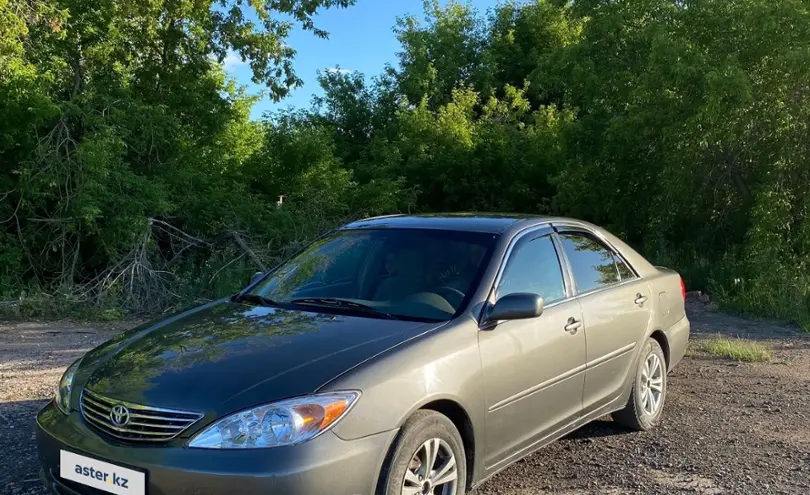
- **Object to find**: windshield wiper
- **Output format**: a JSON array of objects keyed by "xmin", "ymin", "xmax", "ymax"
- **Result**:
[
  {"xmin": 236, "ymin": 293, "xmax": 279, "ymax": 307},
  {"xmin": 289, "ymin": 297, "xmax": 400, "ymax": 320}
]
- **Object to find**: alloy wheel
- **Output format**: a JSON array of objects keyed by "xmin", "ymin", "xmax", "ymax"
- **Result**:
[
  {"xmin": 640, "ymin": 353, "xmax": 664, "ymax": 416},
  {"xmin": 401, "ymin": 438, "xmax": 458, "ymax": 495}
]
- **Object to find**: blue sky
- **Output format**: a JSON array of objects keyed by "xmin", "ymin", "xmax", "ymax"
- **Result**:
[{"xmin": 224, "ymin": 0, "xmax": 499, "ymax": 120}]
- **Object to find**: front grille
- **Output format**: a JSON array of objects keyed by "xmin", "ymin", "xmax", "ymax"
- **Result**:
[{"xmin": 80, "ymin": 389, "xmax": 203, "ymax": 443}]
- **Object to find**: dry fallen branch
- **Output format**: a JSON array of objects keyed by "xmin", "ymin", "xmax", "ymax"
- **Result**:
[
  {"xmin": 208, "ymin": 253, "xmax": 246, "ymax": 284},
  {"xmin": 149, "ymin": 218, "xmax": 211, "ymax": 248},
  {"xmin": 71, "ymin": 218, "xmax": 210, "ymax": 313},
  {"xmin": 228, "ymin": 230, "xmax": 266, "ymax": 271}
]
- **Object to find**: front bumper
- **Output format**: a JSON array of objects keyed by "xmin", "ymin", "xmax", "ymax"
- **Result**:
[{"xmin": 36, "ymin": 401, "xmax": 395, "ymax": 495}]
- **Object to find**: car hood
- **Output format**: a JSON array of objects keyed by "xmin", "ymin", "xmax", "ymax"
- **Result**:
[{"xmin": 79, "ymin": 300, "xmax": 439, "ymax": 414}]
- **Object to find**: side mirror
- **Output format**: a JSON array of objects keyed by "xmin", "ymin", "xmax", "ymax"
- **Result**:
[
  {"xmin": 487, "ymin": 293, "xmax": 543, "ymax": 322},
  {"xmin": 249, "ymin": 271, "xmax": 264, "ymax": 285}
]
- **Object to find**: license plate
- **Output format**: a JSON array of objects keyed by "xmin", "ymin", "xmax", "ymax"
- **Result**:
[{"xmin": 60, "ymin": 450, "xmax": 146, "ymax": 495}]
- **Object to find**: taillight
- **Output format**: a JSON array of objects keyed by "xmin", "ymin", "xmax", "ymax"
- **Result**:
[{"xmin": 680, "ymin": 277, "xmax": 687, "ymax": 301}]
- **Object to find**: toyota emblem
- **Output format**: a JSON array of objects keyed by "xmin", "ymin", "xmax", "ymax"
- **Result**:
[{"xmin": 110, "ymin": 404, "xmax": 131, "ymax": 426}]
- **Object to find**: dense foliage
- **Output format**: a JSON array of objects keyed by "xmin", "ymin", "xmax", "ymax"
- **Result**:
[{"xmin": 2, "ymin": 0, "xmax": 809, "ymax": 328}]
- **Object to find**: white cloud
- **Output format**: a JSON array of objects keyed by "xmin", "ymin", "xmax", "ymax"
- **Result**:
[
  {"xmin": 223, "ymin": 50, "xmax": 246, "ymax": 69},
  {"xmin": 325, "ymin": 66, "xmax": 353, "ymax": 75}
]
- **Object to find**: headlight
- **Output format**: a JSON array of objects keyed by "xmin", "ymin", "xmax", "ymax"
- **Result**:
[
  {"xmin": 54, "ymin": 359, "xmax": 82, "ymax": 415},
  {"xmin": 188, "ymin": 392, "xmax": 360, "ymax": 449}
]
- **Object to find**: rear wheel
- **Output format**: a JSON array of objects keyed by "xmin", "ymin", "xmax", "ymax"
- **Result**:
[
  {"xmin": 613, "ymin": 338, "xmax": 667, "ymax": 431},
  {"xmin": 378, "ymin": 410, "xmax": 466, "ymax": 495}
]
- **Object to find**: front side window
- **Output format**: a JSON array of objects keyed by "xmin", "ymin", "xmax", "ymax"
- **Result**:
[
  {"xmin": 249, "ymin": 229, "xmax": 496, "ymax": 321},
  {"xmin": 559, "ymin": 233, "xmax": 620, "ymax": 293},
  {"xmin": 497, "ymin": 233, "xmax": 566, "ymax": 303}
]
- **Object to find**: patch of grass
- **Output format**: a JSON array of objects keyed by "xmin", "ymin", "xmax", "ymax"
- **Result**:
[
  {"xmin": 0, "ymin": 291, "xmax": 128, "ymax": 321},
  {"xmin": 683, "ymin": 344, "xmax": 698, "ymax": 358},
  {"xmin": 694, "ymin": 338, "xmax": 773, "ymax": 362},
  {"xmin": 710, "ymin": 272, "xmax": 810, "ymax": 333}
]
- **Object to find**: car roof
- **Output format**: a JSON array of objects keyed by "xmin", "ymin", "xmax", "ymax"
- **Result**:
[
  {"xmin": 339, "ymin": 214, "xmax": 660, "ymax": 278},
  {"xmin": 340, "ymin": 213, "xmax": 551, "ymax": 234}
]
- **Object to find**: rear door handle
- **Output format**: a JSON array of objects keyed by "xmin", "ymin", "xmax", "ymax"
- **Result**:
[
  {"xmin": 564, "ymin": 317, "xmax": 582, "ymax": 334},
  {"xmin": 634, "ymin": 293, "xmax": 648, "ymax": 306}
]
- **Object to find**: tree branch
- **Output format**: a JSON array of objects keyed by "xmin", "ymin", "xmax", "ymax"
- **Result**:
[
  {"xmin": 228, "ymin": 231, "xmax": 266, "ymax": 271},
  {"xmin": 69, "ymin": 56, "xmax": 83, "ymax": 99}
]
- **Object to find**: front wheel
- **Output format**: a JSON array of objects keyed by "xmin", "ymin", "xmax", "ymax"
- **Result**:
[
  {"xmin": 378, "ymin": 410, "xmax": 466, "ymax": 495},
  {"xmin": 613, "ymin": 338, "xmax": 667, "ymax": 431}
]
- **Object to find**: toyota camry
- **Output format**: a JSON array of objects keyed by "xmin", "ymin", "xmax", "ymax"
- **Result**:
[{"xmin": 37, "ymin": 214, "xmax": 690, "ymax": 495}]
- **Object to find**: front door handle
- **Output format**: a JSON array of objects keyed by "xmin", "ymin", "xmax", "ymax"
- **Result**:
[
  {"xmin": 564, "ymin": 317, "xmax": 582, "ymax": 335},
  {"xmin": 634, "ymin": 293, "xmax": 648, "ymax": 306}
]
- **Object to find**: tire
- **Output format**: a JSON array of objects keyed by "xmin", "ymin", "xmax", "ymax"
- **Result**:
[
  {"xmin": 613, "ymin": 338, "xmax": 668, "ymax": 431},
  {"xmin": 377, "ymin": 410, "xmax": 467, "ymax": 495}
]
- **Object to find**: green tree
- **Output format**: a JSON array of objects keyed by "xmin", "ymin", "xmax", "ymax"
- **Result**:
[
  {"xmin": 3, "ymin": 0, "xmax": 810, "ymax": 329},
  {"xmin": 0, "ymin": 0, "xmax": 356, "ymax": 304}
]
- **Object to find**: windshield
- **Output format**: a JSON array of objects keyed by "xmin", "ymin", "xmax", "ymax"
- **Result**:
[{"xmin": 248, "ymin": 228, "xmax": 496, "ymax": 321}]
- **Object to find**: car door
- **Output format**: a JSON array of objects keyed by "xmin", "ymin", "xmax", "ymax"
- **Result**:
[
  {"xmin": 478, "ymin": 228, "xmax": 586, "ymax": 468},
  {"xmin": 556, "ymin": 229, "xmax": 653, "ymax": 415}
]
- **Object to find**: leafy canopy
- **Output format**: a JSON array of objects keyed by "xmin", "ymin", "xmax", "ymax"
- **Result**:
[{"xmin": 2, "ymin": 0, "xmax": 810, "ymax": 329}]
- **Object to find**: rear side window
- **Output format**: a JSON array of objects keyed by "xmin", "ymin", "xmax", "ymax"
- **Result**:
[
  {"xmin": 559, "ymin": 233, "xmax": 620, "ymax": 293},
  {"xmin": 497, "ymin": 234, "xmax": 566, "ymax": 303}
]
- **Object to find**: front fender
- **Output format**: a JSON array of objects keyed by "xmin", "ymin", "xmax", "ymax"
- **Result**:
[{"xmin": 320, "ymin": 318, "xmax": 487, "ymax": 479}]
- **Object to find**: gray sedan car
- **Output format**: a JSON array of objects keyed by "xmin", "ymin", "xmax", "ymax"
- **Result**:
[{"xmin": 37, "ymin": 214, "xmax": 690, "ymax": 495}]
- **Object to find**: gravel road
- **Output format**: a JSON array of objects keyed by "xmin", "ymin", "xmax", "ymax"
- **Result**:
[{"xmin": 2, "ymin": 303, "xmax": 809, "ymax": 494}]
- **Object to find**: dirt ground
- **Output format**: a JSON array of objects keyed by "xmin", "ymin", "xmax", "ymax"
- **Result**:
[{"xmin": 1, "ymin": 302, "xmax": 809, "ymax": 495}]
